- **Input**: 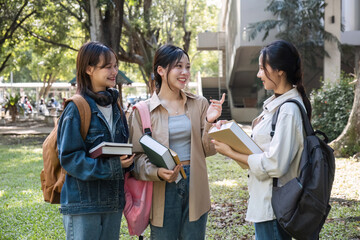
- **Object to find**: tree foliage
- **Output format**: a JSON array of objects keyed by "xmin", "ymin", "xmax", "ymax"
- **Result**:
[
  {"xmin": 310, "ymin": 73, "xmax": 354, "ymax": 141},
  {"xmin": 0, "ymin": 0, "xmax": 220, "ymax": 95},
  {"xmin": 54, "ymin": 0, "xmax": 219, "ymax": 91},
  {"xmin": 0, "ymin": 0, "xmax": 38, "ymax": 73},
  {"xmin": 0, "ymin": 0, "xmax": 83, "ymax": 98}
]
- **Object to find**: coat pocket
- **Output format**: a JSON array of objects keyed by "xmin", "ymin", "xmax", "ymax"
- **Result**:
[{"xmin": 85, "ymin": 129, "xmax": 104, "ymax": 144}]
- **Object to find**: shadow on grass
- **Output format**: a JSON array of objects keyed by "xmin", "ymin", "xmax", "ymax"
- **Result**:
[
  {"xmin": 0, "ymin": 134, "xmax": 47, "ymax": 146},
  {"xmin": 328, "ymin": 197, "xmax": 360, "ymax": 221}
]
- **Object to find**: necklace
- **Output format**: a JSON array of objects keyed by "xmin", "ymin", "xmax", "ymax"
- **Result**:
[
  {"xmin": 161, "ymin": 100, "xmax": 182, "ymax": 115},
  {"xmin": 167, "ymin": 105, "xmax": 180, "ymax": 115}
]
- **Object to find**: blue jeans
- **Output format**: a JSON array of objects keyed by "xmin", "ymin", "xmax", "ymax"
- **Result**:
[
  {"xmin": 150, "ymin": 165, "xmax": 208, "ymax": 240},
  {"xmin": 254, "ymin": 219, "xmax": 292, "ymax": 240},
  {"xmin": 63, "ymin": 211, "xmax": 122, "ymax": 240}
]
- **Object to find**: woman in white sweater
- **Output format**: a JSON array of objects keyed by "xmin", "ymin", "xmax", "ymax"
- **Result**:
[{"xmin": 212, "ymin": 40, "xmax": 312, "ymax": 240}]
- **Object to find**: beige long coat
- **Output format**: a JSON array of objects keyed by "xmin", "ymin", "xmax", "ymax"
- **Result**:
[{"xmin": 128, "ymin": 91, "xmax": 216, "ymax": 227}]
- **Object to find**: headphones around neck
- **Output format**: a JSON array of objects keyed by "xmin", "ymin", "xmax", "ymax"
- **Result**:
[{"xmin": 96, "ymin": 88, "xmax": 119, "ymax": 106}]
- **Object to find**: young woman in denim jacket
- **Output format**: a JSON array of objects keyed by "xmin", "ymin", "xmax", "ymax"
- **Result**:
[
  {"xmin": 212, "ymin": 40, "xmax": 312, "ymax": 240},
  {"xmin": 129, "ymin": 44, "xmax": 225, "ymax": 240},
  {"xmin": 57, "ymin": 41, "xmax": 134, "ymax": 239}
]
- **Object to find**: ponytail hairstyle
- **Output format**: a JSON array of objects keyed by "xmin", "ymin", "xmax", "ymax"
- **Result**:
[
  {"xmin": 152, "ymin": 44, "xmax": 190, "ymax": 94},
  {"xmin": 260, "ymin": 40, "xmax": 312, "ymax": 120},
  {"xmin": 76, "ymin": 41, "xmax": 120, "ymax": 106}
]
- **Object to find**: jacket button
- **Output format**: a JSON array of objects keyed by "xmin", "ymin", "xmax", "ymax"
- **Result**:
[{"xmin": 116, "ymin": 130, "xmax": 119, "ymax": 134}]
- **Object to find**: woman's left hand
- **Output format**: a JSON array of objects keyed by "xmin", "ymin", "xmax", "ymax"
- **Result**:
[
  {"xmin": 212, "ymin": 139, "xmax": 249, "ymax": 168},
  {"xmin": 212, "ymin": 139, "xmax": 233, "ymax": 157},
  {"xmin": 120, "ymin": 154, "xmax": 135, "ymax": 168},
  {"xmin": 206, "ymin": 93, "xmax": 226, "ymax": 123}
]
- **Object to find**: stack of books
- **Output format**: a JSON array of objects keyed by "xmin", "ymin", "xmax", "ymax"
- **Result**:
[{"xmin": 89, "ymin": 142, "xmax": 133, "ymax": 158}]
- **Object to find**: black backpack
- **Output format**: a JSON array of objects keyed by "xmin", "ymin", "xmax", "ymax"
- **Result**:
[{"xmin": 270, "ymin": 99, "xmax": 335, "ymax": 240}]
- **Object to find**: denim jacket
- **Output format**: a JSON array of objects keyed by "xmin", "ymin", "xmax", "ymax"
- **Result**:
[{"xmin": 57, "ymin": 94, "xmax": 129, "ymax": 215}]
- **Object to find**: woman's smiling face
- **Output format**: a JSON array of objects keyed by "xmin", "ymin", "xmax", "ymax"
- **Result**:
[
  {"xmin": 164, "ymin": 54, "xmax": 190, "ymax": 91},
  {"xmin": 87, "ymin": 53, "xmax": 118, "ymax": 92}
]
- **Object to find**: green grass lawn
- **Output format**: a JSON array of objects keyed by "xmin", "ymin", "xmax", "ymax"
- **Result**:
[{"xmin": 0, "ymin": 139, "xmax": 359, "ymax": 239}]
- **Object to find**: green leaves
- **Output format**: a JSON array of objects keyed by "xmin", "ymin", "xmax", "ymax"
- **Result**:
[
  {"xmin": 310, "ymin": 73, "xmax": 355, "ymax": 141},
  {"xmin": 0, "ymin": 0, "xmax": 81, "ymax": 86},
  {"xmin": 0, "ymin": 0, "xmax": 220, "ymax": 94}
]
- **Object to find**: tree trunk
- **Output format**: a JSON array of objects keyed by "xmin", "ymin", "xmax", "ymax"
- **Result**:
[
  {"xmin": 88, "ymin": 0, "xmax": 124, "ymax": 51},
  {"xmin": 89, "ymin": 0, "xmax": 103, "ymax": 41},
  {"xmin": 330, "ymin": 49, "xmax": 360, "ymax": 157},
  {"xmin": 102, "ymin": 0, "xmax": 124, "ymax": 53},
  {"xmin": 182, "ymin": 0, "xmax": 191, "ymax": 53},
  {"xmin": 40, "ymin": 73, "xmax": 57, "ymax": 99},
  {"xmin": 9, "ymin": 105, "xmax": 17, "ymax": 122}
]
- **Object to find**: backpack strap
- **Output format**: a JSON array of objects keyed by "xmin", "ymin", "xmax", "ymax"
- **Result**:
[
  {"xmin": 64, "ymin": 94, "xmax": 91, "ymax": 140},
  {"xmin": 133, "ymin": 101, "xmax": 152, "ymax": 136},
  {"xmin": 270, "ymin": 99, "xmax": 313, "ymax": 188},
  {"xmin": 271, "ymin": 99, "xmax": 314, "ymax": 138}
]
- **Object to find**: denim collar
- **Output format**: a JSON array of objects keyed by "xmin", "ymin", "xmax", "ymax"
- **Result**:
[{"xmin": 83, "ymin": 93, "xmax": 122, "ymax": 128}]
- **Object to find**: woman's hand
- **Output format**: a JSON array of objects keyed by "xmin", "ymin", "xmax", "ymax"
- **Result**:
[
  {"xmin": 211, "ymin": 139, "xmax": 233, "ymax": 157},
  {"xmin": 206, "ymin": 93, "xmax": 226, "ymax": 123},
  {"xmin": 214, "ymin": 119, "xmax": 228, "ymax": 129},
  {"xmin": 212, "ymin": 139, "xmax": 250, "ymax": 168},
  {"xmin": 157, "ymin": 165, "xmax": 182, "ymax": 183},
  {"xmin": 120, "ymin": 154, "xmax": 135, "ymax": 168}
]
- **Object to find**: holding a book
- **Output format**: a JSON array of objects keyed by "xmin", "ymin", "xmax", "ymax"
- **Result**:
[
  {"xmin": 57, "ymin": 42, "xmax": 134, "ymax": 239},
  {"xmin": 212, "ymin": 40, "xmax": 312, "ymax": 240},
  {"xmin": 129, "ymin": 44, "xmax": 224, "ymax": 239}
]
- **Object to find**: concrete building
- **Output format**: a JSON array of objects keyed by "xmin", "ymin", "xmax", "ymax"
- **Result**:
[{"xmin": 197, "ymin": 0, "xmax": 360, "ymax": 122}]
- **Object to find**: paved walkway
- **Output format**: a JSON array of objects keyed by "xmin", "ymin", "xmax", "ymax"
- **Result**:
[
  {"xmin": 0, "ymin": 125, "xmax": 54, "ymax": 135},
  {"xmin": 0, "ymin": 117, "xmax": 54, "ymax": 135}
]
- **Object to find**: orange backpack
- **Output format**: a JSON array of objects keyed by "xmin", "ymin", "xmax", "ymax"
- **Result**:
[{"xmin": 40, "ymin": 94, "xmax": 91, "ymax": 204}]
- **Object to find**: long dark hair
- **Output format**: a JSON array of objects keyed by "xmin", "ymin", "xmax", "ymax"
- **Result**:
[
  {"xmin": 260, "ymin": 40, "xmax": 312, "ymax": 120},
  {"xmin": 76, "ymin": 41, "xmax": 119, "ymax": 104},
  {"xmin": 152, "ymin": 44, "xmax": 190, "ymax": 93}
]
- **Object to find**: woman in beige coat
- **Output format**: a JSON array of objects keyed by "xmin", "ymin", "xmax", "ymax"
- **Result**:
[{"xmin": 129, "ymin": 44, "xmax": 225, "ymax": 240}]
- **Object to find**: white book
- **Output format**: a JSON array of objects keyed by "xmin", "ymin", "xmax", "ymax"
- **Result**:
[{"xmin": 89, "ymin": 142, "xmax": 133, "ymax": 158}]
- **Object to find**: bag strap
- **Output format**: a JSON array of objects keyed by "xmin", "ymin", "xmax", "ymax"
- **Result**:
[
  {"xmin": 271, "ymin": 99, "xmax": 314, "ymax": 138},
  {"xmin": 64, "ymin": 94, "xmax": 91, "ymax": 140},
  {"xmin": 133, "ymin": 101, "xmax": 152, "ymax": 136},
  {"xmin": 271, "ymin": 99, "xmax": 313, "ymax": 188}
]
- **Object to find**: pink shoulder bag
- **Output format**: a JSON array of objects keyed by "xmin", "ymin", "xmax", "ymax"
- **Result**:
[{"xmin": 124, "ymin": 101, "xmax": 153, "ymax": 237}]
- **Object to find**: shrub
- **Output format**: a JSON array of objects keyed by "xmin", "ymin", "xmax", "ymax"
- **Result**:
[{"xmin": 310, "ymin": 73, "xmax": 355, "ymax": 142}]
